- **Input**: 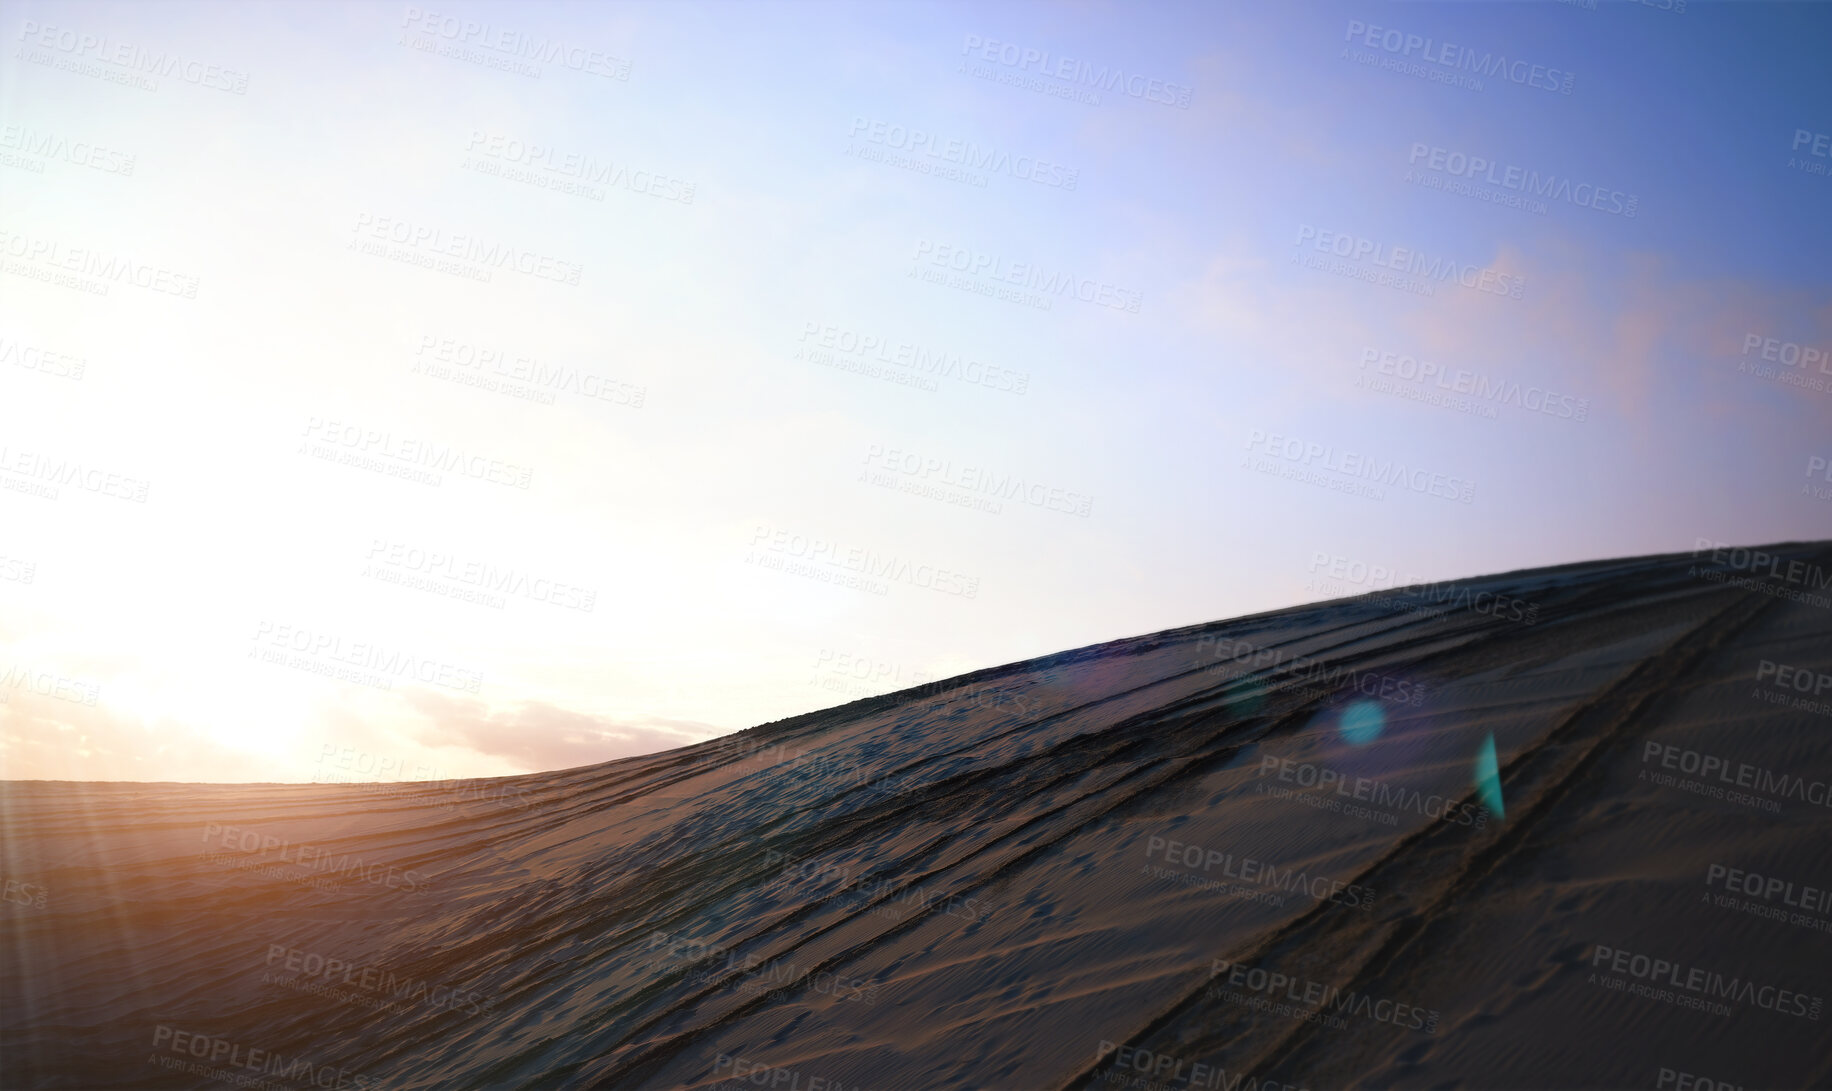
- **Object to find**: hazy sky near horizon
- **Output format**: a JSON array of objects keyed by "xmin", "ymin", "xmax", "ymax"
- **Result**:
[{"xmin": 1, "ymin": 0, "xmax": 1827, "ymax": 783}]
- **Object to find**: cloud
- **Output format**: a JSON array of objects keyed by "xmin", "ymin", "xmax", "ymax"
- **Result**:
[
  {"xmin": 0, "ymin": 675, "xmax": 724, "ymax": 783},
  {"xmin": 402, "ymin": 691, "xmax": 717, "ymax": 773},
  {"xmin": 1172, "ymin": 227, "xmax": 1832, "ymax": 433},
  {"xmin": 0, "ymin": 694, "xmax": 253, "ymax": 783}
]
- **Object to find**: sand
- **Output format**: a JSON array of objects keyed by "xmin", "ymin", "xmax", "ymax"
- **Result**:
[{"xmin": 4, "ymin": 539, "xmax": 1831, "ymax": 1089}]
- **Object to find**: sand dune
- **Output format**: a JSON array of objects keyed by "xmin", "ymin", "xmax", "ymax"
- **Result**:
[{"xmin": 5, "ymin": 540, "xmax": 1832, "ymax": 1089}]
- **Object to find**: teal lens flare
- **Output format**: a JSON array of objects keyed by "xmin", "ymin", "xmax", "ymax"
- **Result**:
[
  {"xmin": 1339, "ymin": 700, "xmax": 1385, "ymax": 746},
  {"xmin": 1475, "ymin": 733, "xmax": 1504, "ymax": 821}
]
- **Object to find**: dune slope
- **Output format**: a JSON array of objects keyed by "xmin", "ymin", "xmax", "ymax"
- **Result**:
[{"xmin": 5, "ymin": 541, "xmax": 1832, "ymax": 1090}]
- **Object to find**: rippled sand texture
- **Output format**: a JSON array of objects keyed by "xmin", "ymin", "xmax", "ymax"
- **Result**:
[{"xmin": 5, "ymin": 541, "xmax": 1832, "ymax": 1090}]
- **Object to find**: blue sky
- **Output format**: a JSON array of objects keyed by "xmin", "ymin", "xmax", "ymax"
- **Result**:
[{"xmin": 1, "ymin": 0, "xmax": 1827, "ymax": 781}]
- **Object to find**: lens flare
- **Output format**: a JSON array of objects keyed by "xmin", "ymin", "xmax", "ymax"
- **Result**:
[
  {"xmin": 1475, "ymin": 733, "xmax": 1504, "ymax": 821},
  {"xmin": 1339, "ymin": 700, "xmax": 1385, "ymax": 746},
  {"xmin": 1225, "ymin": 681, "xmax": 1267, "ymax": 720}
]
